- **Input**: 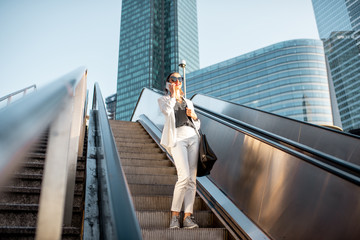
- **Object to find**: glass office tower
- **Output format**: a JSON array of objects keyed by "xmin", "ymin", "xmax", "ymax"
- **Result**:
[
  {"xmin": 312, "ymin": 0, "xmax": 360, "ymax": 131},
  {"xmin": 116, "ymin": 0, "xmax": 199, "ymax": 120},
  {"xmin": 187, "ymin": 39, "xmax": 338, "ymax": 126}
]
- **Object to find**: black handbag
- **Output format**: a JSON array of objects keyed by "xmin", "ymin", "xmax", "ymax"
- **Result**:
[{"xmin": 197, "ymin": 130, "xmax": 217, "ymax": 177}]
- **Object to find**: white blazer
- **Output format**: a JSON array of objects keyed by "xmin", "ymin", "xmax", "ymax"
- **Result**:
[{"xmin": 158, "ymin": 95, "xmax": 200, "ymax": 151}]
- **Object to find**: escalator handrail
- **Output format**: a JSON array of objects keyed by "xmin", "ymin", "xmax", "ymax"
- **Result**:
[
  {"xmin": 0, "ymin": 67, "xmax": 86, "ymax": 186},
  {"xmin": 0, "ymin": 84, "xmax": 37, "ymax": 103},
  {"xmin": 92, "ymin": 83, "xmax": 142, "ymax": 240},
  {"xmin": 195, "ymin": 105, "xmax": 360, "ymax": 185}
]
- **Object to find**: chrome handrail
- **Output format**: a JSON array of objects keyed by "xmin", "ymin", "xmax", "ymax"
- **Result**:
[
  {"xmin": 0, "ymin": 66, "xmax": 88, "ymax": 240},
  {"xmin": 90, "ymin": 82, "xmax": 142, "ymax": 240},
  {"xmin": 0, "ymin": 84, "xmax": 37, "ymax": 105}
]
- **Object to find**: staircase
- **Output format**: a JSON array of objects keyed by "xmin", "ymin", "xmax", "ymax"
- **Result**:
[
  {"xmin": 110, "ymin": 120, "xmax": 231, "ymax": 240},
  {"xmin": 0, "ymin": 130, "xmax": 86, "ymax": 239}
]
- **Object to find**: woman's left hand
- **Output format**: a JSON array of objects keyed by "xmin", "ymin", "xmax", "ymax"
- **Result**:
[{"xmin": 186, "ymin": 108, "xmax": 198, "ymax": 120}]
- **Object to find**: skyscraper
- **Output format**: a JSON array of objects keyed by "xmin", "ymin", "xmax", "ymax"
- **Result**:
[
  {"xmin": 311, "ymin": 0, "xmax": 360, "ymax": 131},
  {"xmin": 186, "ymin": 39, "xmax": 339, "ymax": 127},
  {"xmin": 115, "ymin": 0, "xmax": 199, "ymax": 120}
]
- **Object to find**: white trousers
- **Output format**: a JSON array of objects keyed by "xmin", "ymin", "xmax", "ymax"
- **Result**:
[{"xmin": 170, "ymin": 126, "xmax": 200, "ymax": 213}]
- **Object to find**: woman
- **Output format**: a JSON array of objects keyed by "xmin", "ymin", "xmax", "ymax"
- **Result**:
[{"xmin": 158, "ymin": 72, "xmax": 200, "ymax": 229}]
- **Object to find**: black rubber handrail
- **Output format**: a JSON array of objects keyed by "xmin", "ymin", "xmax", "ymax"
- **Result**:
[
  {"xmin": 92, "ymin": 83, "xmax": 142, "ymax": 240},
  {"xmin": 194, "ymin": 105, "xmax": 360, "ymax": 185}
]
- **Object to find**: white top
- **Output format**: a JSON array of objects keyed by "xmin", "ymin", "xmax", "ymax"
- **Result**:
[{"xmin": 158, "ymin": 95, "xmax": 200, "ymax": 151}]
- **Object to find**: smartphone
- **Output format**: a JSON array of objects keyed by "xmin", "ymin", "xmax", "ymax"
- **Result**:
[{"xmin": 166, "ymin": 82, "xmax": 171, "ymax": 91}]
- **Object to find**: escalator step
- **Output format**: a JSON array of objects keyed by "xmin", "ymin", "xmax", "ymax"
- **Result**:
[
  {"xmin": 129, "ymin": 183, "xmax": 174, "ymax": 195},
  {"xmin": 136, "ymin": 210, "xmax": 216, "ymax": 228},
  {"xmin": 122, "ymin": 158, "xmax": 173, "ymax": 167},
  {"xmin": 141, "ymin": 228, "xmax": 228, "ymax": 240},
  {"xmin": 123, "ymin": 165, "xmax": 176, "ymax": 175},
  {"xmin": 125, "ymin": 174, "xmax": 177, "ymax": 185},
  {"xmin": 133, "ymin": 195, "xmax": 207, "ymax": 211}
]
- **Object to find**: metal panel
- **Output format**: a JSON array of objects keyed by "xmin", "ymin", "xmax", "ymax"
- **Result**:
[
  {"xmin": 196, "ymin": 101, "xmax": 360, "ymax": 240},
  {"xmin": 192, "ymin": 94, "xmax": 360, "ymax": 165}
]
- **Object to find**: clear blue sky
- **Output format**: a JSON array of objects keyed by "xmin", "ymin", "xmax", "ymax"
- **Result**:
[{"xmin": 0, "ymin": 0, "xmax": 319, "ymax": 103}]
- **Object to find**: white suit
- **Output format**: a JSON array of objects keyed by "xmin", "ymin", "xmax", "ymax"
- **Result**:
[{"xmin": 158, "ymin": 94, "xmax": 200, "ymax": 213}]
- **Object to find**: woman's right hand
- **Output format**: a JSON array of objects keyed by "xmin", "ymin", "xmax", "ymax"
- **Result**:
[{"xmin": 169, "ymin": 83, "xmax": 176, "ymax": 97}]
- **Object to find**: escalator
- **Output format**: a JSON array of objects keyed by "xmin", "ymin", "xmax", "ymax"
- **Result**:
[
  {"xmin": 109, "ymin": 120, "xmax": 230, "ymax": 239},
  {"xmin": 1, "ymin": 72, "xmax": 359, "ymax": 239},
  {"xmin": 0, "ymin": 130, "xmax": 86, "ymax": 239},
  {"xmin": 127, "ymin": 87, "xmax": 360, "ymax": 240}
]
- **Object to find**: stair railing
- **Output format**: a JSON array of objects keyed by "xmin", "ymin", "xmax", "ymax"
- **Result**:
[
  {"xmin": 85, "ymin": 82, "xmax": 142, "ymax": 239},
  {"xmin": 0, "ymin": 67, "xmax": 88, "ymax": 240},
  {"xmin": 0, "ymin": 84, "xmax": 37, "ymax": 106}
]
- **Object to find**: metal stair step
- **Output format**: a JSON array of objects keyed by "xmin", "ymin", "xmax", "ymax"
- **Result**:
[
  {"xmin": 141, "ymin": 228, "xmax": 228, "ymax": 240},
  {"xmin": 129, "ymin": 183, "xmax": 174, "ymax": 195},
  {"xmin": 15, "ymin": 164, "xmax": 85, "ymax": 177},
  {"xmin": 0, "ymin": 187, "xmax": 83, "ymax": 206},
  {"xmin": 133, "ymin": 195, "xmax": 207, "ymax": 211},
  {"xmin": 113, "ymin": 133, "xmax": 152, "ymax": 139},
  {"xmin": 26, "ymin": 153, "xmax": 46, "ymax": 159},
  {"xmin": 121, "ymin": 158, "xmax": 173, "ymax": 167},
  {"xmin": 109, "ymin": 120, "xmax": 143, "ymax": 127},
  {"xmin": 136, "ymin": 210, "xmax": 217, "ymax": 228},
  {"xmin": 0, "ymin": 204, "xmax": 82, "ymax": 227},
  {"xmin": 125, "ymin": 174, "xmax": 177, "ymax": 185},
  {"xmin": 112, "ymin": 129, "xmax": 148, "ymax": 135},
  {"xmin": 117, "ymin": 146, "xmax": 162, "ymax": 154},
  {"xmin": 6, "ymin": 173, "xmax": 84, "ymax": 190},
  {"xmin": 114, "ymin": 136, "xmax": 154, "ymax": 144},
  {"xmin": 123, "ymin": 166, "xmax": 176, "ymax": 175},
  {"xmin": 0, "ymin": 226, "xmax": 80, "ymax": 239},
  {"xmin": 0, "ymin": 203, "xmax": 81, "ymax": 212},
  {"xmin": 116, "ymin": 142, "xmax": 158, "ymax": 148},
  {"xmin": 119, "ymin": 152, "xmax": 168, "ymax": 160}
]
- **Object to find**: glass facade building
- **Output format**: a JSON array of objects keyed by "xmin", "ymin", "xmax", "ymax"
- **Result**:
[
  {"xmin": 312, "ymin": 0, "xmax": 360, "ymax": 131},
  {"xmin": 116, "ymin": 0, "xmax": 199, "ymax": 120},
  {"xmin": 187, "ymin": 39, "xmax": 338, "ymax": 126},
  {"xmin": 105, "ymin": 94, "xmax": 117, "ymax": 120}
]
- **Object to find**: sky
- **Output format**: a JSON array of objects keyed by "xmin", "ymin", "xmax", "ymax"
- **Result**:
[{"xmin": 0, "ymin": 0, "xmax": 319, "ymax": 106}]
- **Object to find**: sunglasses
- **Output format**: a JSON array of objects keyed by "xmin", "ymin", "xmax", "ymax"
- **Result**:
[{"xmin": 169, "ymin": 76, "xmax": 183, "ymax": 83}]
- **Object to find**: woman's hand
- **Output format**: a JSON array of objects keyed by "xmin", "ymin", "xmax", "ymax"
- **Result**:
[
  {"xmin": 169, "ymin": 83, "xmax": 176, "ymax": 97},
  {"xmin": 186, "ymin": 108, "xmax": 198, "ymax": 120}
]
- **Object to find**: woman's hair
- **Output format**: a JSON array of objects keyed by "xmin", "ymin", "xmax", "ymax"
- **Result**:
[
  {"xmin": 164, "ymin": 72, "xmax": 184, "ymax": 97},
  {"xmin": 166, "ymin": 72, "xmax": 177, "ymax": 82}
]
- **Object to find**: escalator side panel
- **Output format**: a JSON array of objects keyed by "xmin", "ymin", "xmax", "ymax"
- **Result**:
[
  {"xmin": 200, "ymin": 115, "xmax": 360, "ymax": 240},
  {"xmin": 192, "ymin": 94, "xmax": 360, "ymax": 165}
]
